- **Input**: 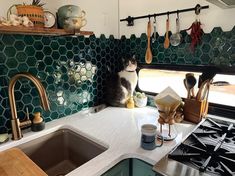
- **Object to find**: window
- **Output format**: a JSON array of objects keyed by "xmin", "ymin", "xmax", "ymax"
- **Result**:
[
  {"xmin": 137, "ymin": 64, "xmax": 235, "ymax": 118},
  {"xmin": 138, "ymin": 69, "xmax": 201, "ymax": 98}
]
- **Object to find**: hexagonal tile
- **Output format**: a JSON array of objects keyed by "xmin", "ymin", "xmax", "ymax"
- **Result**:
[
  {"xmin": 42, "ymin": 37, "xmax": 51, "ymax": 45},
  {"xmin": 33, "ymin": 41, "xmax": 43, "ymax": 50},
  {"xmin": 4, "ymin": 46, "xmax": 16, "ymax": 57},
  {"xmin": 16, "ymin": 52, "xmax": 27, "ymax": 62},
  {"xmin": 51, "ymin": 51, "xmax": 60, "ymax": 60},
  {"xmin": 157, "ymin": 53, "xmax": 165, "ymax": 61},
  {"xmin": 140, "ymin": 33, "xmax": 147, "ymax": 41},
  {"xmin": 200, "ymin": 53, "xmax": 210, "ymax": 64},
  {"xmin": 59, "ymin": 46, "xmax": 67, "ymax": 55},
  {"xmin": 43, "ymin": 46, "xmax": 52, "ymax": 56},
  {"xmin": 67, "ymin": 51, "xmax": 74, "ymax": 59},
  {"xmin": 17, "ymin": 63, "xmax": 29, "ymax": 72},
  {"xmin": 201, "ymin": 43, "xmax": 211, "ymax": 53},
  {"xmin": 84, "ymin": 38, "xmax": 91, "ymax": 46},
  {"xmin": 50, "ymin": 41, "xmax": 59, "ymax": 51},
  {"xmin": 6, "ymin": 58, "xmax": 18, "ymax": 69},
  {"xmin": 0, "ymin": 53, "xmax": 6, "ymax": 64},
  {"xmin": 44, "ymin": 56, "xmax": 53, "ymax": 65},
  {"xmin": 25, "ymin": 46, "xmax": 35, "ymax": 56},
  {"xmin": 211, "ymin": 27, "xmax": 223, "ymax": 37},
  {"xmin": 65, "ymin": 42, "xmax": 73, "ymax": 50},
  {"xmin": 2, "ymin": 35, "xmax": 15, "ymax": 45},
  {"xmin": 0, "ymin": 65, "xmax": 8, "ymax": 75},
  {"xmin": 24, "ymin": 35, "xmax": 34, "ymax": 45},
  {"xmin": 58, "ymin": 38, "xmax": 66, "ymax": 45},
  {"xmin": 14, "ymin": 41, "xmax": 25, "ymax": 51}
]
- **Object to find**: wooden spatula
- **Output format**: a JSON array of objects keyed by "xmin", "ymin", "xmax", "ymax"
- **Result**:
[
  {"xmin": 164, "ymin": 18, "xmax": 170, "ymax": 49},
  {"xmin": 145, "ymin": 21, "xmax": 153, "ymax": 64}
]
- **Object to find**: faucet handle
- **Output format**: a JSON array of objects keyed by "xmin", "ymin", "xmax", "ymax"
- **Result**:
[{"xmin": 19, "ymin": 107, "xmax": 32, "ymax": 129}]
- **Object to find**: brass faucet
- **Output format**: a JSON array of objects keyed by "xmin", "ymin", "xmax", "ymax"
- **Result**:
[{"xmin": 8, "ymin": 72, "xmax": 50, "ymax": 140}]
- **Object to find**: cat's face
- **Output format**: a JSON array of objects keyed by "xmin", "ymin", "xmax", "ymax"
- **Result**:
[{"xmin": 123, "ymin": 56, "xmax": 137, "ymax": 72}]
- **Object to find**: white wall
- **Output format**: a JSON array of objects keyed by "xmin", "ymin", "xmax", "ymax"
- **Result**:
[
  {"xmin": 1, "ymin": 0, "xmax": 235, "ymax": 38},
  {"xmin": 119, "ymin": 0, "xmax": 235, "ymax": 38},
  {"xmin": 0, "ymin": 0, "xmax": 119, "ymax": 38}
]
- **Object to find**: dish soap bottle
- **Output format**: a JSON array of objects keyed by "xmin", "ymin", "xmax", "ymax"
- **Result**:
[
  {"xmin": 31, "ymin": 112, "xmax": 45, "ymax": 132},
  {"xmin": 126, "ymin": 97, "xmax": 135, "ymax": 109}
]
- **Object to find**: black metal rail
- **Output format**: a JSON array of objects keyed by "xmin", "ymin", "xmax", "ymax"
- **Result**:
[{"xmin": 120, "ymin": 4, "xmax": 209, "ymax": 26}]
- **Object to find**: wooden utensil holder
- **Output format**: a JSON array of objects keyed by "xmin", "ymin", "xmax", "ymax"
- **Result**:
[{"xmin": 183, "ymin": 98, "xmax": 208, "ymax": 123}]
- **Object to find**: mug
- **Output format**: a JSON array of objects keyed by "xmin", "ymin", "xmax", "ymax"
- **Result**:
[{"xmin": 141, "ymin": 124, "xmax": 163, "ymax": 150}]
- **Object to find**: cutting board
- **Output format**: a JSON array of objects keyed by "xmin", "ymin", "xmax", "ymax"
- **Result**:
[{"xmin": 0, "ymin": 148, "xmax": 47, "ymax": 176}]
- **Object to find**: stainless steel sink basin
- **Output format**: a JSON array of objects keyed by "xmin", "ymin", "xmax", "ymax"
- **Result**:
[{"xmin": 17, "ymin": 128, "xmax": 107, "ymax": 176}]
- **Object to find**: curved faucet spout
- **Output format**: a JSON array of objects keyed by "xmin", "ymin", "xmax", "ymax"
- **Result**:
[{"xmin": 8, "ymin": 72, "xmax": 50, "ymax": 140}]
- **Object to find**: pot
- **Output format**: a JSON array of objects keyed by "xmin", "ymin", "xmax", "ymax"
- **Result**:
[{"xmin": 57, "ymin": 5, "xmax": 86, "ymax": 29}]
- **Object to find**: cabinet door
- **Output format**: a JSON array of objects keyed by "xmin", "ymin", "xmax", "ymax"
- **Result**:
[
  {"xmin": 132, "ymin": 159, "xmax": 157, "ymax": 176},
  {"xmin": 102, "ymin": 159, "xmax": 130, "ymax": 176}
]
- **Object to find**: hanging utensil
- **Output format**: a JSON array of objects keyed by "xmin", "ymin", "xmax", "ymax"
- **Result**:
[
  {"xmin": 170, "ymin": 12, "xmax": 182, "ymax": 46},
  {"xmin": 164, "ymin": 14, "xmax": 170, "ymax": 49},
  {"xmin": 152, "ymin": 16, "xmax": 157, "ymax": 43},
  {"xmin": 145, "ymin": 18, "xmax": 153, "ymax": 64}
]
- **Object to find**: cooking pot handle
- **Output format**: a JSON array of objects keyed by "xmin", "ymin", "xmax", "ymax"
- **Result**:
[
  {"xmin": 81, "ymin": 10, "xmax": 86, "ymax": 18},
  {"xmin": 81, "ymin": 18, "xmax": 87, "ymax": 27}
]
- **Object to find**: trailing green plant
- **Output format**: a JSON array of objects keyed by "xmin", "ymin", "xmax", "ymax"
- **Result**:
[{"xmin": 31, "ymin": 0, "xmax": 45, "ymax": 7}]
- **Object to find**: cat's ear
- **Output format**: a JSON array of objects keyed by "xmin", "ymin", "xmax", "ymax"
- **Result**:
[
  {"xmin": 132, "ymin": 55, "xmax": 136, "ymax": 59},
  {"xmin": 122, "ymin": 57, "xmax": 125, "ymax": 62}
]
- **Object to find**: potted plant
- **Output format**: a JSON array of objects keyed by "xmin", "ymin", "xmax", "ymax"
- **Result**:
[{"xmin": 16, "ymin": 0, "xmax": 45, "ymax": 27}]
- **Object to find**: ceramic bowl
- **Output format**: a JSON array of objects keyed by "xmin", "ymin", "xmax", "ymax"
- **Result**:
[
  {"xmin": 57, "ymin": 5, "xmax": 86, "ymax": 29},
  {"xmin": 134, "ymin": 96, "xmax": 147, "ymax": 108}
]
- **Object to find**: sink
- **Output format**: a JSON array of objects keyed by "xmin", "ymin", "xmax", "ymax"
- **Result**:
[{"xmin": 17, "ymin": 128, "xmax": 107, "ymax": 176}]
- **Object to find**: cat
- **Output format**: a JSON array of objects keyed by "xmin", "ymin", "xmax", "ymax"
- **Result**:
[{"xmin": 105, "ymin": 56, "xmax": 138, "ymax": 107}]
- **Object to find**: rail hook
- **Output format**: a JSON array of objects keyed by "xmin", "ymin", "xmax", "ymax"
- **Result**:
[{"xmin": 195, "ymin": 4, "xmax": 201, "ymax": 15}]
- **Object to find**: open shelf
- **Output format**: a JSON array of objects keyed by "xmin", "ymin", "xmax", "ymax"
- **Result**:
[{"xmin": 0, "ymin": 25, "xmax": 94, "ymax": 36}]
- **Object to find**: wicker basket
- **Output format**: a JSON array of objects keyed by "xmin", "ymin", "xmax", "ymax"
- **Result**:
[{"xmin": 16, "ymin": 5, "xmax": 44, "ymax": 27}]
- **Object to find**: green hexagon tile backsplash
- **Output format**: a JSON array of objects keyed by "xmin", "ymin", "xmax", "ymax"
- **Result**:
[
  {"xmin": 0, "ymin": 34, "xmax": 122, "ymax": 132},
  {"xmin": 0, "ymin": 26, "xmax": 235, "ymax": 132},
  {"xmin": 120, "ymin": 27, "xmax": 235, "ymax": 66}
]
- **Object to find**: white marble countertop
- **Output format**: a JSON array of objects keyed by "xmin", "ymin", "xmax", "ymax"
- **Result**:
[{"xmin": 0, "ymin": 106, "xmax": 198, "ymax": 176}]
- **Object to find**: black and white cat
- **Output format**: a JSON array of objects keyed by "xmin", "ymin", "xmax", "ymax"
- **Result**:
[{"xmin": 105, "ymin": 56, "xmax": 138, "ymax": 107}]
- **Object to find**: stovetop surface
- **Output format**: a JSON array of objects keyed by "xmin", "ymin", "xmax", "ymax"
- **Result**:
[{"xmin": 168, "ymin": 118, "xmax": 235, "ymax": 176}]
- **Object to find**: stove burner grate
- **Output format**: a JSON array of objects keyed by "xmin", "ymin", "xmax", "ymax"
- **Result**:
[{"xmin": 169, "ymin": 118, "xmax": 235, "ymax": 176}]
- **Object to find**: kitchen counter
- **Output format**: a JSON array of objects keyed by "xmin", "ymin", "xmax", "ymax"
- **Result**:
[{"xmin": 0, "ymin": 107, "xmax": 198, "ymax": 176}]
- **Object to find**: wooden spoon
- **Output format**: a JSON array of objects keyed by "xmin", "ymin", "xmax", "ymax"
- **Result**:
[
  {"xmin": 145, "ymin": 21, "xmax": 153, "ymax": 64},
  {"xmin": 196, "ymin": 80, "xmax": 210, "ymax": 101},
  {"xmin": 185, "ymin": 73, "xmax": 197, "ymax": 98},
  {"xmin": 184, "ymin": 79, "xmax": 191, "ymax": 99},
  {"xmin": 164, "ymin": 18, "xmax": 170, "ymax": 49}
]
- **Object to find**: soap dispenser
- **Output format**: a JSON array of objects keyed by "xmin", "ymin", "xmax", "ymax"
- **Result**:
[{"xmin": 31, "ymin": 112, "xmax": 45, "ymax": 132}]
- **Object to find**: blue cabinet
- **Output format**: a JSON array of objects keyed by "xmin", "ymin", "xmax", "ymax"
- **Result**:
[
  {"xmin": 102, "ymin": 158, "xmax": 161, "ymax": 176},
  {"xmin": 102, "ymin": 159, "xmax": 130, "ymax": 176},
  {"xmin": 132, "ymin": 159, "xmax": 156, "ymax": 176}
]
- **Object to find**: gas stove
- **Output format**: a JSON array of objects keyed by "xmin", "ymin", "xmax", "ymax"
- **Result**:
[{"xmin": 153, "ymin": 118, "xmax": 235, "ymax": 176}]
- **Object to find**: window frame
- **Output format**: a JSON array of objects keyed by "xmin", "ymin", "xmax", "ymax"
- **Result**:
[{"xmin": 136, "ymin": 64, "xmax": 235, "ymax": 120}]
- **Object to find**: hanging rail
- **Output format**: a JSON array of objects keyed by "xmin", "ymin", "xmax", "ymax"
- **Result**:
[{"xmin": 120, "ymin": 4, "xmax": 209, "ymax": 26}]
